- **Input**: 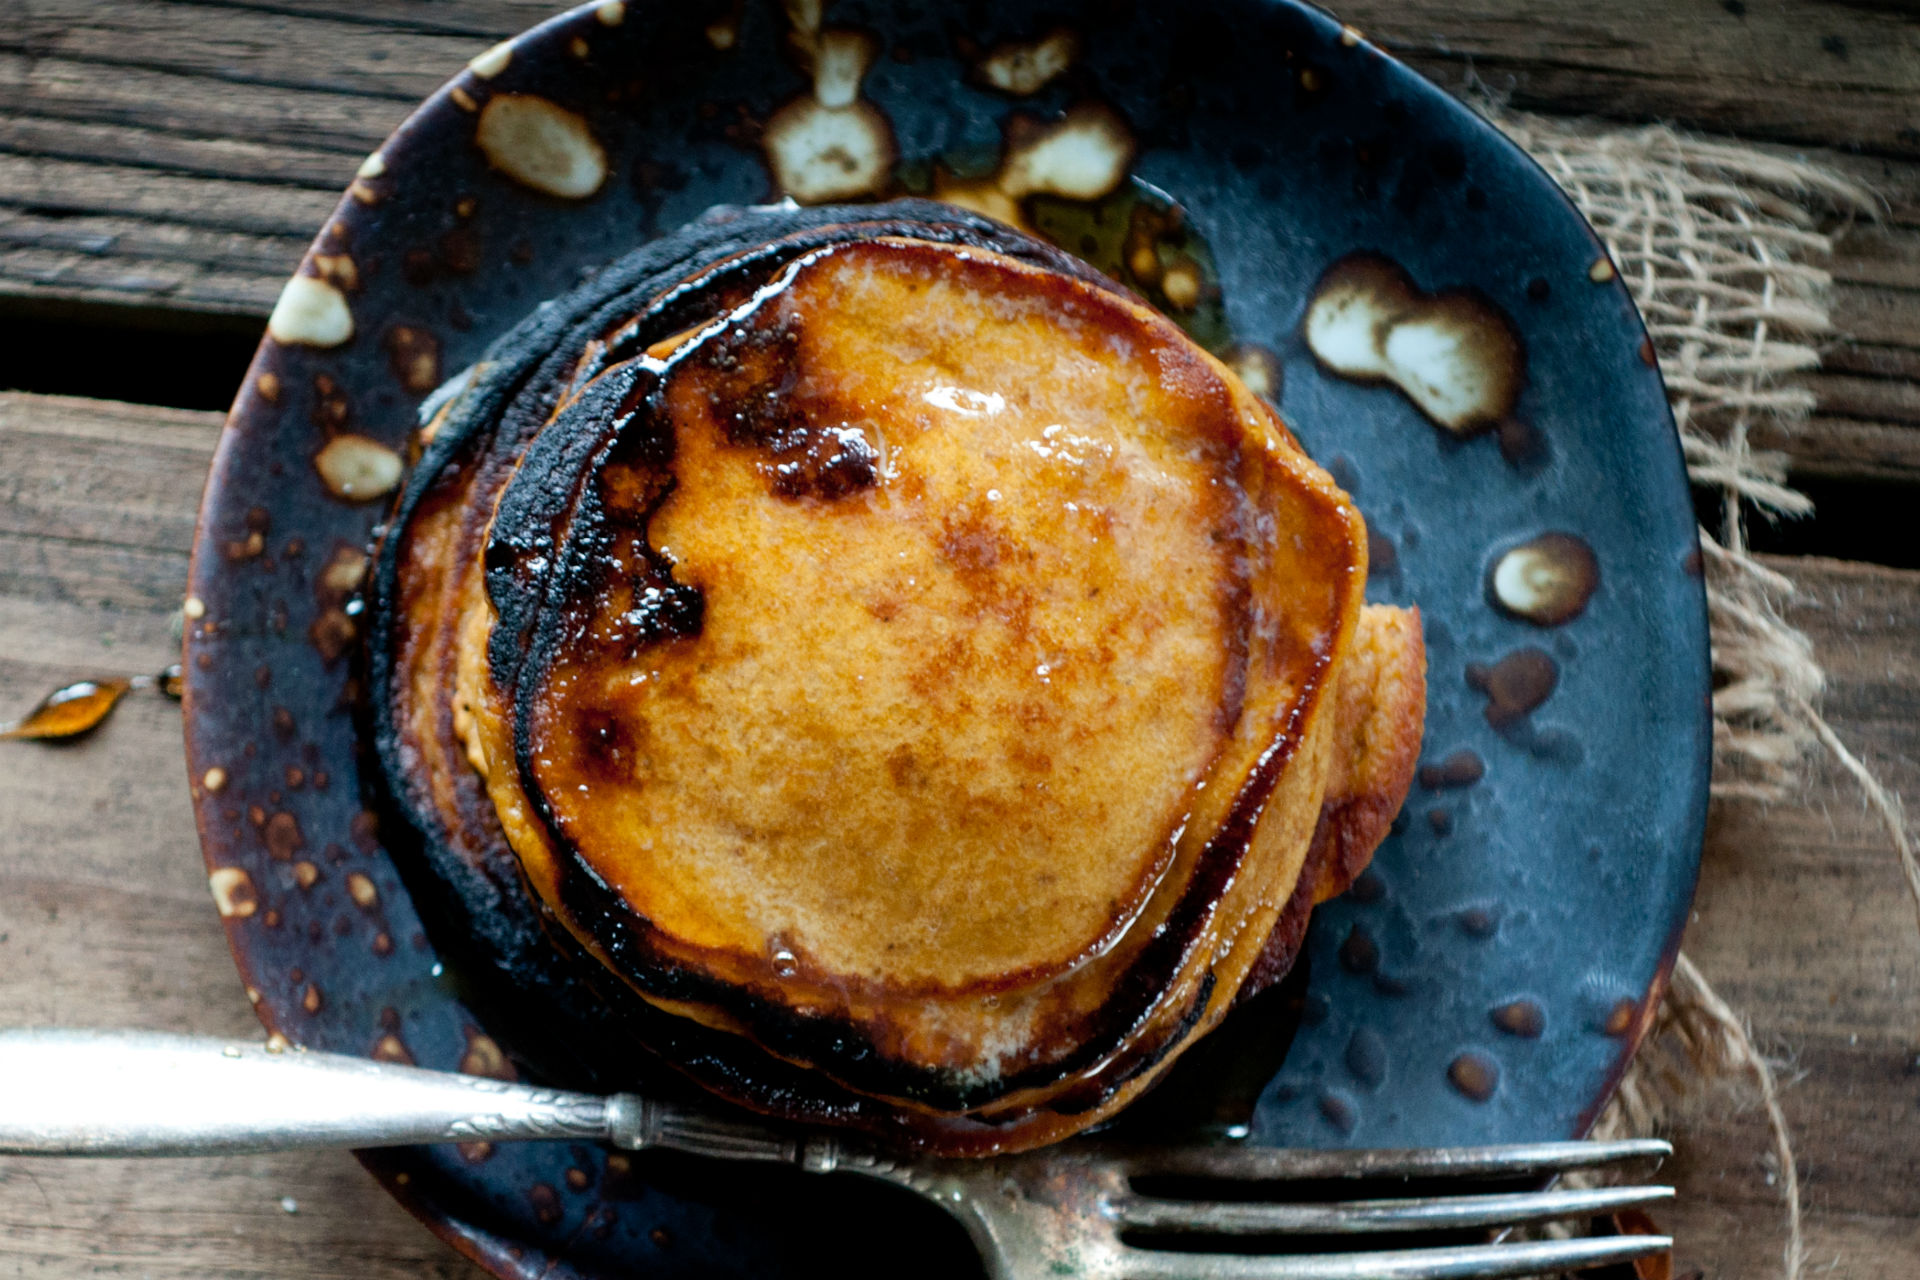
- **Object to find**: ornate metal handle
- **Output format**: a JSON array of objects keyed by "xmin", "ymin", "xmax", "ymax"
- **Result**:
[
  {"xmin": 0, "ymin": 1028, "xmax": 827, "ymax": 1161},
  {"xmin": 0, "ymin": 1028, "xmax": 611, "ymax": 1156}
]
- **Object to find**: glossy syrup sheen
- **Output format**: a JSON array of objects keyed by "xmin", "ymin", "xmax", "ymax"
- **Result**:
[
  {"xmin": 465, "ymin": 232, "xmax": 1380, "ymax": 1110},
  {"xmin": 527, "ymin": 238, "xmax": 1256, "ymax": 991}
]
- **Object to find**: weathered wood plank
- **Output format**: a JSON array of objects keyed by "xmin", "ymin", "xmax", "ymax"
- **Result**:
[
  {"xmin": 1342, "ymin": 0, "xmax": 1920, "ymax": 161},
  {"xmin": 9, "ymin": 1, "xmax": 487, "ymax": 105},
  {"xmin": 1661, "ymin": 553, "xmax": 1920, "ymax": 1276},
  {"xmin": 0, "ymin": 392, "xmax": 484, "ymax": 1279},
  {"xmin": 1756, "ymin": 416, "xmax": 1920, "ymax": 485},
  {"xmin": 2, "ymin": 2, "xmax": 1914, "ymax": 482},
  {"xmin": 0, "ymin": 390, "xmax": 1916, "ymax": 1274},
  {"xmin": 0, "ymin": 393, "xmax": 218, "ymax": 549},
  {"xmin": 0, "ymin": 48, "xmax": 391, "ymax": 157}
]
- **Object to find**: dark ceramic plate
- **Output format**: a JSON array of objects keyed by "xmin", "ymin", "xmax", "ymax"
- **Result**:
[{"xmin": 182, "ymin": 2, "xmax": 1709, "ymax": 1276}]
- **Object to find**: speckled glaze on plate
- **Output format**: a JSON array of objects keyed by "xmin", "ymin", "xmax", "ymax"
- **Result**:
[{"xmin": 182, "ymin": 3, "xmax": 1709, "ymax": 1277}]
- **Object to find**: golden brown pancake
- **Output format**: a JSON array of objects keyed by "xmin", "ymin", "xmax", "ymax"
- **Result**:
[{"xmin": 368, "ymin": 200, "xmax": 1424, "ymax": 1154}]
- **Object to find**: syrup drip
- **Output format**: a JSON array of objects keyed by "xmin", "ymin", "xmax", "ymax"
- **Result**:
[{"xmin": 2, "ymin": 663, "xmax": 186, "ymax": 742}]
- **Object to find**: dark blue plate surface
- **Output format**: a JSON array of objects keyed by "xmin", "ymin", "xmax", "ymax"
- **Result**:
[{"xmin": 184, "ymin": 2, "xmax": 1708, "ymax": 1275}]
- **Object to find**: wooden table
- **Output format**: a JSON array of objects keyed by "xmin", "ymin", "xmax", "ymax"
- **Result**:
[{"xmin": 2, "ymin": 3, "xmax": 1916, "ymax": 1276}]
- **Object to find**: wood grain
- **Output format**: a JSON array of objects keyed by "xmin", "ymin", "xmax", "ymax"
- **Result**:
[
  {"xmin": 0, "ymin": 392, "xmax": 491, "ymax": 1280},
  {"xmin": 0, "ymin": 1, "xmax": 1916, "ymax": 489},
  {"xmin": 1341, "ymin": 0, "xmax": 1920, "ymax": 162},
  {"xmin": 1, "ymin": 388, "xmax": 1917, "ymax": 1273}
]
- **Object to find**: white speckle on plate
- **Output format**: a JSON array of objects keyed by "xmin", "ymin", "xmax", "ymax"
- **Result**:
[
  {"xmin": 266, "ymin": 276, "xmax": 353, "ymax": 349},
  {"xmin": 998, "ymin": 103, "xmax": 1135, "ymax": 202},
  {"xmin": 313, "ymin": 435, "xmax": 403, "ymax": 502},
  {"xmin": 468, "ymin": 40, "xmax": 513, "ymax": 79},
  {"xmin": 476, "ymin": 94, "xmax": 608, "ymax": 199}
]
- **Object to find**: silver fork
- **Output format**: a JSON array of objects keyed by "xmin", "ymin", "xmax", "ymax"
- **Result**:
[{"xmin": 0, "ymin": 1030, "xmax": 1672, "ymax": 1279}]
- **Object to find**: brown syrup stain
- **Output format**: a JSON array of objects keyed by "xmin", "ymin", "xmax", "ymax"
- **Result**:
[
  {"xmin": 1366, "ymin": 527, "xmax": 1397, "ymax": 579},
  {"xmin": 1022, "ymin": 180, "xmax": 1231, "ymax": 354},
  {"xmin": 263, "ymin": 811, "xmax": 305, "ymax": 860},
  {"xmin": 1344, "ymin": 1026, "xmax": 1387, "ymax": 1087},
  {"xmin": 1456, "ymin": 905, "xmax": 1498, "ymax": 939},
  {"xmin": 1417, "ymin": 747, "xmax": 1484, "ymax": 790},
  {"xmin": 385, "ymin": 325, "xmax": 442, "ymax": 394},
  {"xmin": 1447, "ymin": 1051, "xmax": 1500, "ymax": 1102},
  {"xmin": 528, "ymin": 1183, "xmax": 563, "ymax": 1226},
  {"xmin": 1316, "ymin": 1090, "xmax": 1356, "ymax": 1133},
  {"xmin": 309, "ymin": 610, "xmax": 358, "ymax": 665},
  {"xmin": 1226, "ymin": 342, "xmax": 1283, "ymax": 405},
  {"xmin": 226, "ymin": 506, "xmax": 270, "ymax": 562},
  {"xmin": 1338, "ymin": 923, "xmax": 1379, "ymax": 974},
  {"xmin": 1490, "ymin": 999, "xmax": 1546, "ymax": 1039},
  {"xmin": 1603, "ymin": 998, "xmax": 1638, "ymax": 1036},
  {"xmin": 1465, "ymin": 648, "xmax": 1559, "ymax": 728},
  {"xmin": 1120, "ymin": 200, "xmax": 1202, "ymax": 308},
  {"xmin": 309, "ymin": 376, "xmax": 351, "ymax": 433}
]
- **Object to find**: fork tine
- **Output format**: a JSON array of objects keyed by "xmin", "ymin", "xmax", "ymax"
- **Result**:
[
  {"xmin": 1114, "ymin": 1183, "xmax": 1672, "ymax": 1234},
  {"xmin": 1116, "ymin": 1138, "xmax": 1670, "ymax": 1182},
  {"xmin": 1118, "ymin": 1232, "xmax": 1672, "ymax": 1279}
]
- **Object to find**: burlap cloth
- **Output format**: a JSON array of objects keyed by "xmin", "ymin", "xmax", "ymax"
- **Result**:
[{"xmin": 1481, "ymin": 105, "xmax": 1917, "ymax": 1278}]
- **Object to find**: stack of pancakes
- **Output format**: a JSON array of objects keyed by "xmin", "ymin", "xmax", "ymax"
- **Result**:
[{"xmin": 369, "ymin": 200, "xmax": 1424, "ymax": 1155}]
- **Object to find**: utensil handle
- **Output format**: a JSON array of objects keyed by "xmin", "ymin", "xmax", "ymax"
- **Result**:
[{"xmin": 0, "ymin": 1028, "xmax": 613, "ymax": 1156}]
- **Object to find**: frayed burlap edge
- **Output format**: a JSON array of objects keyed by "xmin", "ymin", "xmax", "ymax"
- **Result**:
[{"xmin": 1483, "ymin": 107, "xmax": 1919, "ymax": 1279}]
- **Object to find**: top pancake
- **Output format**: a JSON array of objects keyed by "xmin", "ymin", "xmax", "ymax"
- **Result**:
[
  {"xmin": 464, "ymin": 226, "xmax": 1370, "ymax": 1105},
  {"xmin": 526, "ymin": 238, "xmax": 1251, "ymax": 992}
]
